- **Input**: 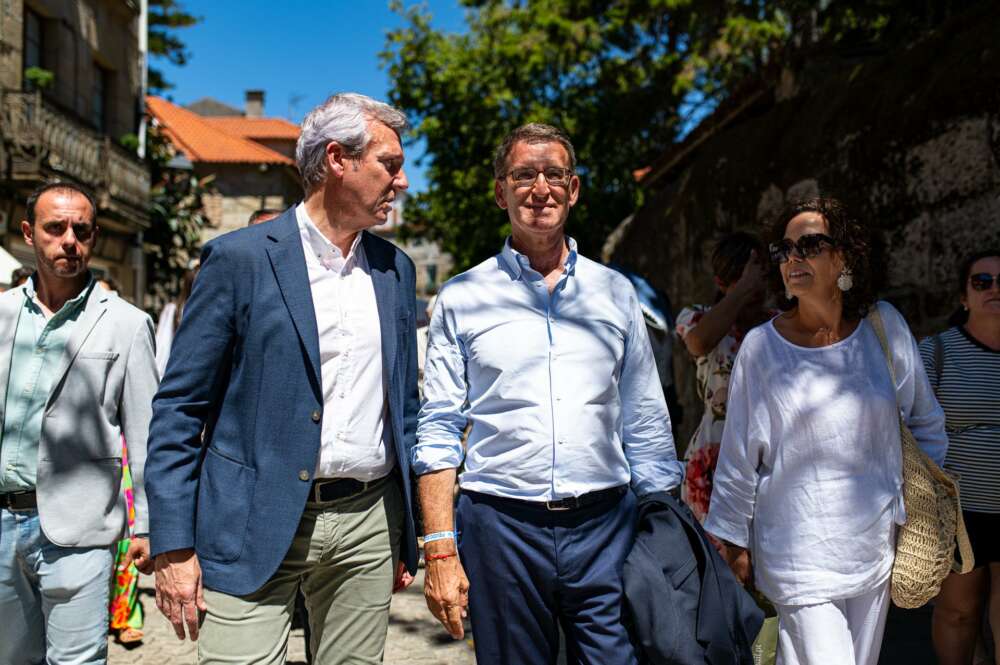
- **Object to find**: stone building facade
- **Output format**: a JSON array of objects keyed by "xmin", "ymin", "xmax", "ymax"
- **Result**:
[
  {"xmin": 199, "ymin": 161, "xmax": 301, "ymax": 241},
  {"xmin": 0, "ymin": 0, "xmax": 149, "ymax": 298},
  {"xmin": 605, "ymin": 4, "xmax": 1000, "ymax": 444},
  {"xmin": 147, "ymin": 93, "xmax": 302, "ymax": 242}
]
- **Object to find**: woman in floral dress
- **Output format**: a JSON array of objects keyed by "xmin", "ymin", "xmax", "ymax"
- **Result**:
[{"xmin": 676, "ymin": 232, "xmax": 773, "ymax": 521}]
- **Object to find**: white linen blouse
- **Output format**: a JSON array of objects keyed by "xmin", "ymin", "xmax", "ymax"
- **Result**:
[{"xmin": 704, "ymin": 301, "xmax": 948, "ymax": 605}]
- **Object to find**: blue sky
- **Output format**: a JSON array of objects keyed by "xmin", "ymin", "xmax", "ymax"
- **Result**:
[{"xmin": 157, "ymin": 1, "xmax": 468, "ymax": 192}]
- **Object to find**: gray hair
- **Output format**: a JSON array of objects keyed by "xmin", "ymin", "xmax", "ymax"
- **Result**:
[
  {"xmin": 295, "ymin": 93, "xmax": 409, "ymax": 191},
  {"xmin": 493, "ymin": 123, "xmax": 577, "ymax": 178}
]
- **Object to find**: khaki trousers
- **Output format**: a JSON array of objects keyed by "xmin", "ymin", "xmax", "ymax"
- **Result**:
[{"xmin": 198, "ymin": 477, "xmax": 403, "ymax": 665}]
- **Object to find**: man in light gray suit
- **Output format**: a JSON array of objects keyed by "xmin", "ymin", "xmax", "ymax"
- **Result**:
[{"xmin": 0, "ymin": 182, "xmax": 158, "ymax": 665}]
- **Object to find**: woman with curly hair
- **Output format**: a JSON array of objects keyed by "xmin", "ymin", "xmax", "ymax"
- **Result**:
[
  {"xmin": 705, "ymin": 197, "xmax": 948, "ymax": 665},
  {"xmin": 675, "ymin": 232, "xmax": 774, "ymax": 522}
]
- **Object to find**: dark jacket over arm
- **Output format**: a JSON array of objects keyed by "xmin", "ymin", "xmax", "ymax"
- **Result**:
[{"xmin": 624, "ymin": 492, "xmax": 764, "ymax": 665}]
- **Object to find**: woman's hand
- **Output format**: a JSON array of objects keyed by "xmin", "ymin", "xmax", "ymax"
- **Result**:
[
  {"xmin": 732, "ymin": 251, "xmax": 766, "ymax": 301},
  {"xmin": 682, "ymin": 250, "xmax": 766, "ymax": 357},
  {"xmin": 721, "ymin": 542, "xmax": 753, "ymax": 587}
]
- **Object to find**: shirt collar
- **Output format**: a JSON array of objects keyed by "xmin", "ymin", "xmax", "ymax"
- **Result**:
[
  {"xmin": 500, "ymin": 236, "xmax": 578, "ymax": 281},
  {"xmin": 295, "ymin": 203, "xmax": 364, "ymax": 272},
  {"xmin": 23, "ymin": 273, "xmax": 95, "ymax": 319}
]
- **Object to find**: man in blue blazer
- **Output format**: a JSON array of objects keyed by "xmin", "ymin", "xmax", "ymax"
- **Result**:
[{"xmin": 145, "ymin": 93, "xmax": 419, "ymax": 664}]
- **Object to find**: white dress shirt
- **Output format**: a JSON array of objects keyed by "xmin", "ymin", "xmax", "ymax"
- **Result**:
[
  {"xmin": 296, "ymin": 204, "xmax": 394, "ymax": 481},
  {"xmin": 705, "ymin": 301, "xmax": 948, "ymax": 605},
  {"xmin": 414, "ymin": 237, "xmax": 684, "ymax": 501}
]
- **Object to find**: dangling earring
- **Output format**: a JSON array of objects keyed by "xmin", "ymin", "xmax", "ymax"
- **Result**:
[
  {"xmin": 837, "ymin": 268, "xmax": 854, "ymax": 292},
  {"xmin": 785, "ymin": 289, "xmax": 794, "ymax": 301}
]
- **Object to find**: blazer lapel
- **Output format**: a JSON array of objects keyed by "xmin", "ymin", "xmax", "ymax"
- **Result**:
[
  {"xmin": 266, "ymin": 210, "xmax": 322, "ymax": 388},
  {"xmin": 363, "ymin": 232, "xmax": 398, "ymax": 388},
  {"xmin": 46, "ymin": 284, "xmax": 107, "ymax": 409}
]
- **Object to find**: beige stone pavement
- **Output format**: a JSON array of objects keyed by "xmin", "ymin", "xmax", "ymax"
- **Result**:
[
  {"xmin": 108, "ymin": 569, "xmax": 475, "ymax": 664},
  {"xmin": 106, "ymin": 569, "xmax": 988, "ymax": 665}
]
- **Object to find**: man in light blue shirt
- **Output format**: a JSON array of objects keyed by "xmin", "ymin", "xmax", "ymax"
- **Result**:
[{"xmin": 414, "ymin": 123, "xmax": 683, "ymax": 665}]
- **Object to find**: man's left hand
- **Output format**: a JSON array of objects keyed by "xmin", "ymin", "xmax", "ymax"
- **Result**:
[
  {"xmin": 393, "ymin": 560, "xmax": 415, "ymax": 593},
  {"xmin": 122, "ymin": 537, "xmax": 153, "ymax": 574}
]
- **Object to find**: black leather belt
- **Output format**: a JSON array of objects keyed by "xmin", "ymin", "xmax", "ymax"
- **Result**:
[
  {"xmin": 543, "ymin": 485, "xmax": 627, "ymax": 511},
  {"xmin": 310, "ymin": 475, "xmax": 387, "ymax": 503},
  {"xmin": 469, "ymin": 485, "xmax": 628, "ymax": 512},
  {"xmin": 1, "ymin": 490, "xmax": 37, "ymax": 511}
]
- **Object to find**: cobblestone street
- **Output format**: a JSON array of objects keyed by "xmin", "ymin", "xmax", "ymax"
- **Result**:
[
  {"xmin": 102, "ymin": 564, "xmax": 955, "ymax": 665},
  {"xmin": 108, "ymin": 569, "xmax": 475, "ymax": 665}
]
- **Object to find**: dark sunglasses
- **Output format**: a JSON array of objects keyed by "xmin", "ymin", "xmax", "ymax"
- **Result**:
[
  {"xmin": 969, "ymin": 273, "xmax": 1000, "ymax": 291},
  {"xmin": 768, "ymin": 233, "xmax": 837, "ymax": 264}
]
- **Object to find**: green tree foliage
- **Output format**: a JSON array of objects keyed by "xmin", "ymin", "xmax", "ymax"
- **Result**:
[
  {"xmin": 148, "ymin": 0, "xmax": 200, "ymax": 94},
  {"xmin": 145, "ymin": 124, "xmax": 213, "ymax": 308},
  {"xmin": 144, "ymin": 0, "xmax": 204, "ymax": 306},
  {"xmin": 383, "ymin": 0, "xmax": 972, "ymax": 272}
]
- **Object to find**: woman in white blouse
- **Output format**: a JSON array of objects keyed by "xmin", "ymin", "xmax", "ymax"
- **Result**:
[{"xmin": 705, "ymin": 198, "xmax": 948, "ymax": 665}]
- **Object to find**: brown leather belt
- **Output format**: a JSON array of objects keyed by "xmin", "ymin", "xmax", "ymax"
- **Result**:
[{"xmin": 1, "ymin": 490, "xmax": 37, "ymax": 511}]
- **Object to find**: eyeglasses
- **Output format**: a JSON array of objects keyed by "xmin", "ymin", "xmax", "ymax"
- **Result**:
[
  {"xmin": 768, "ymin": 233, "xmax": 837, "ymax": 264},
  {"xmin": 504, "ymin": 167, "xmax": 574, "ymax": 189},
  {"xmin": 969, "ymin": 273, "xmax": 1000, "ymax": 291}
]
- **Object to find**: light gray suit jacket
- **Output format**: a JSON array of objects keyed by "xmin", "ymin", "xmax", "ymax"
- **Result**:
[{"xmin": 0, "ymin": 281, "xmax": 157, "ymax": 547}]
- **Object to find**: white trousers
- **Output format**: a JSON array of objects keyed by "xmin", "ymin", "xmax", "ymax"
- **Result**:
[{"xmin": 775, "ymin": 580, "xmax": 891, "ymax": 665}]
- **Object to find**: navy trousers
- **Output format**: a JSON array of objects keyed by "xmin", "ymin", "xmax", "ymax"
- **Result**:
[{"xmin": 457, "ymin": 488, "xmax": 639, "ymax": 665}]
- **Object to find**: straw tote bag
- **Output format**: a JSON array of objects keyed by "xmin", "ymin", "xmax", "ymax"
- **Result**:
[{"xmin": 868, "ymin": 308, "xmax": 974, "ymax": 608}]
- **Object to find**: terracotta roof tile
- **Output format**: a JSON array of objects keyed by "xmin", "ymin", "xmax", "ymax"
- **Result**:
[
  {"xmin": 203, "ymin": 117, "xmax": 300, "ymax": 140},
  {"xmin": 146, "ymin": 96, "xmax": 295, "ymax": 165}
]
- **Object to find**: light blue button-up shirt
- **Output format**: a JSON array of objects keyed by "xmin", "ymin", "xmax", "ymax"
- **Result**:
[
  {"xmin": 414, "ymin": 237, "xmax": 683, "ymax": 500},
  {"xmin": 1, "ymin": 276, "xmax": 94, "ymax": 491}
]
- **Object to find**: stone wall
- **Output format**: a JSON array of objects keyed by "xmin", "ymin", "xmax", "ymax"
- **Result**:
[
  {"xmin": 198, "ymin": 163, "xmax": 302, "ymax": 241},
  {"xmin": 0, "ymin": 0, "xmax": 24, "ymax": 90},
  {"xmin": 606, "ymin": 5, "xmax": 1000, "ymax": 446}
]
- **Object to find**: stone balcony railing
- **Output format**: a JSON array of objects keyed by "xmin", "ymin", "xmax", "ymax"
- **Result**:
[{"xmin": 0, "ymin": 90, "xmax": 149, "ymax": 220}]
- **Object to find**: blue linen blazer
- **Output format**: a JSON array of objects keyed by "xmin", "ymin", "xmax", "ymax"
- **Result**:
[{"xmin": 145, "ymin": 209, "xmax": 420, "ymax": 596}]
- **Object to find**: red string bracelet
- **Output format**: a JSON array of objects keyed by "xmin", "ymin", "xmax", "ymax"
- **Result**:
[{"xmin": 426, "ymin": 552, "xmax": 457, "ymax": 562}]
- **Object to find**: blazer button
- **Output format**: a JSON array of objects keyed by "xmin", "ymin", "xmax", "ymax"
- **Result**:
[
  {"xmin": 299, "ymin": 470, "xmax": 310, "ymax": 482},
  {"xmin": 311, "ymin": 410, "xmax": 321, "ymax": 423}
]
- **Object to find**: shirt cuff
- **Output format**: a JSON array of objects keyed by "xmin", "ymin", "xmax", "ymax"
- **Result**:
[
  {"xmin": 629, "ymin": 460, "xmax": 685, "ymax": 497},
  {"xmin": 411, "ymin": 439, "xmax": 465, "ymax": 476},
  {"xmin": 703, "ymin": 513, "xmax": 750, "ymax": 548}
]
